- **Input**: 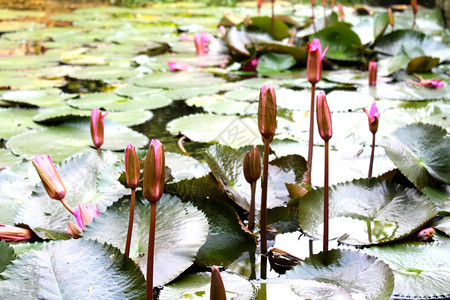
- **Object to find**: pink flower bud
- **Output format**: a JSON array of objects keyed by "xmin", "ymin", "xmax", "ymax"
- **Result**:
[
  {"xmin": 316, "ymin": 92, "xmax": 332, "ymax": 141},
  {"xmin": 411, "ymin": 0, "xmax": 418, "ymax": 15},
  {"xmin": 258, "ymin": 84, "xmax": 277, "ymax": 141},
  {"xmin": 125, "ymin": 144, "xmax": 140, "ymax": 189},
  {"xmin": 307, "ymin": 38, "xmax": 328, "ymax": 85},
  {"xmin": 256, "ymin": 0, "xmax": 263, "ymax": 8},
  {"xmin": 243, "ymin": 145, "xmax": 262, "ymax": 184},
  {"xmin": 143, "ymin": 139, "xmax": 165, "ymax": 203},
  {"xmin": 311, "ymin": 0, "xmax": 316, "ymax": 6},
  {"xmin": 90, "ymin": 108, "xmax": 108, "ymax": 150},
  {"xmin": 338, "ymin": 4, "xmax": 345, "ymax": 21},
  {"xmin": 0, "ymin": 224, "xmax": 33, "ymax": 242},
  {"xmin": 368, "ymin": 61, "xmax": 377, "ymax": 86},
  {"xmin": 73, "ymin": 204, "xmax": 99, "ymax": 229},
  {"xmin": 362, "ymin": 102, "xmax": 380, "ymax": 134},
  {"xmin": 322, "ymin": 0, "xmax": 327, "ymax": 6},
  {"xmin": 67, "ymin": 221, "xmax": 82, "ymax": 239},
  {"xmin": 32, "ymin": 155, "xmax": 66, "ymax": 201},
  {"xmin": 388, "ymin": 7, "xmax": 395, "ymax": 27}
]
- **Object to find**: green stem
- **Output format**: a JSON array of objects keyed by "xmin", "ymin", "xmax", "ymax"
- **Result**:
[
  {"xmin": 312, "ymin": 5, "xmax": 316, "ymax": 32},
  {"xmin": 60, "ymin": 198, "xmax": 74, "ymax": 215},
  {"xmin": 368, "ymin": 133, "xmax": 376, "ymax": 178},
  {"xmin": 323, "ymin": 5, "xmax": 327, "ymax": 26},
  {"xmin": 271, "ymin": 1, "xmax": 274, "ymax": 35},
  {"xmin": 146, "ymin": 202, "xmax": 157, "ymax": 300},
  {"xmin": 323, "ymin": 140, "xmax": 329, "ymax": 252},
  {"xmin": 248, "ymin": 181, "xmax": 257, "ymax": 232},
  {"xmin": 125, "ymin": 188, "xmax": 136, "ymax": 258},
  {"xmin": 307, "ymin": 83, "xmax": 316, "ymax": 182},
  {"xmin": 412, "ymin": 13, "xmax": 416, "ymax": 30},
  {"xmin": 260, "ymin": 139, "xmax": 270, "ymax": 255}
]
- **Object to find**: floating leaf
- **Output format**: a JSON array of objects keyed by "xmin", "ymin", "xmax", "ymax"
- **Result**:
[
  {"xmin": 365, "ymin": 242, "xmax": 450, "ymax": 299},
  {"xmin": 82, "ymin": 194, "xmax": 208, "ymax": 286},
  {"xmin": 247, "ymin": 16, "xmax": 291, "ymax": 40},
  {"xmin": 0, "ymin": 239, "xmax": 146, "ymax": 298},
  {"xmin": 68, "ymin": 65, "xmax": 140, "ymax": 81},
  {"xmin": 0, "ymin": 241, "xmax": 16, "ymax": 273},
  {"xmin": 1, "ymin": 89, "xmax": 74, "ymax": 108},
  {"xmin": 312, "ymin": 24, "xmax": 362, "ymax": 61},
  {"xmin": 256, "ymin": 52, "xmax": 296, "ymax": 75},
  {"xmin": 166, "ymin": 152, "xmax": 209, "ymax": 183},
  {"xmin": 0, "ymin": 108, "xmax": 43, "ymax": 140},
  {"xmin": 380, "ymin": 123, "xmax": 450, "ymax": 190},
  {"xmin": 0, "ymin": 149, "xmax": 22, "ymax": 169},
  {"xmin": 133, "ymin": 71, "xmax": 225, "ymax": 89},
  {"xmin": 285, "ymin": 249, "xmax": 394, "ymax": 300},
  {"xmin": 406, "ymin": 56, "xmax": 440, "ymax": 73},
  {"xmin": 299, "ymin": 179, "xmax": 437, "ymax": 246}
]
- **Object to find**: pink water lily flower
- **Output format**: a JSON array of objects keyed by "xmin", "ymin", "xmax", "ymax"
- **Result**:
[
  {"xmin": 194, "ymin": 33, "xmax": 214, "ymax": 55},
  {"xmin": 307, "ymin": 38, "xmax": 328, "ymax": 85},
  {"xmin": 409, "ymin": 74, "xmax": 444, "ymax": 89},
  {"xmin": 168, "ymin": 61, "xmax": 192, "ymax": 72},
  {"xmin": 362, "ymin": 102, "xmax": 380, "ymax": 134},
  {"xmin": 242, "ymin": 57, "xmax": 258, "ymax": 71},
  {"xmin": 73, "ymin": 204, "xmax": 99, "ymax": 229}
]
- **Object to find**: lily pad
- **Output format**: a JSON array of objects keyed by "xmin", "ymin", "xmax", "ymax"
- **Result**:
[
  {"xmin": 1, "ymin": 89, "xmax": 74, "ymax": 108},
  {"xmin": 14, "ymin": 152, "xmax": 128, "ymax": 240},
  {"xmin": 133, "ymin": 71, "xmax": 226, "ymax": 89},
  {"xmin": 359, "ymin": 82, "xmax": 450, "ymax": 101},
  {"xmin": 165, "ymin": 152, "xmax": 209, "ymax": 183},
  {"xmin": 312, "ymin": 24, "xmax": 362, "ymax": 61},
  {"xmin": 0, "ymin": 149, "xmax": 23, "ymax": 169},
  {"xmin": 246, "ymin": 16, "xmax": 291, "ymax": 41},
  {"xmin": 7, "ymin": 120, "xmax": 148, "ymax": 162},
  {"xmin": 379, "ymin": 123, "xmax": 450, "ymax": 190},
  {"xmin": 0, "ymin": 241, "xmax": 16, "ymax": 273},
  {"xmin": 0, "ymin": 108, "xmax": 43, "ymax": 140},
  {"xmin": 68, "ymin": 65, "xmax": 140, "ymax": 81},
  {"xmin": 0, "ymin": 55, "xmax": 59, "ymax": 70},
  {"xmin": 186, "ymin": 95, "xmax": 258, "ymax": 116},
  {"xmin": 298, "ymin": 178, "xmax": 437, "ymax": 246},
  {"xmin": 364, "ymin": 242, "xmax": 450, "ymax": 299},
  {"xmin": 159, "ymin": 271, "xmax": 255, "ymax": 300},
  {"xmin": 82, "ymin": 194, "xmax": 208, "ymax": 286},
  {"xmin": 256, "ymin": 52, "xmax": 296, "ymax": 75},
  {"xmin": 285, "ymin": 249, "xmax": 394, "ymax": 300},
  {"xmin": 0, "ymin": 239, "xmax": 146, "ymax": 299}
]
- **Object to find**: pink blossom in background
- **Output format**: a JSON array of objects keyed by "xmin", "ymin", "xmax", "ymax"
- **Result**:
[
  {"xmin": 168, "ymin": 61, "xmax": 192, "ymax": 72},
  {"xmin": 242, "ymin": 57, "xmax": 258, "ymax": 71}
]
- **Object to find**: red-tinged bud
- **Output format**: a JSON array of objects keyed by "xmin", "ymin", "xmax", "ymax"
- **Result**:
[
  {"xmin": 411, "ymin": 0, "xmax": 418, "ymax": 15},
  {"xmin": 74, "ymin": 204, "xmax": 99, "ymax": 229},
  {"xmin": 243, "ymin": 145, "xmax": 261, "ymax": 184},
  {"xmin": 388, "ymin": 7, "xmax": 395, "ymax": 27},
  {"xmin": 256, "ymin": 0, "xmax": 263, "ymax": 8},
  {"xmin": 258, "ymin": 84, "xmax": 277, "ymax": 141},
  {"xmin": 307, "ymin": 38, "xmax": 328, "ymax": 85},
  {"xmin": 316, "ymin": 92, "xmax": 332, "ymax": 141},
  {"xmin": 322, "ymin": 0, "xmax": 327, "ymax": 6},
  {"xmin": 90, "ymin": 108, "xmax": 108, "ymax": 150},
  {"xmin": 210, "ymin": 266, "xmax": 226, "ymax": 300},
  {"xmin": 417, "ymin": 227, "xmax": 434, "ymax": 242},
  {"xmin": 362, "ymin": 102, "xmax": 380, "ymax": 134},
  {"xmin": 67, "ymin": 221, "xmax": 82, "ymax": 239},
  {"xmin": 331, "ymin": 0, "xmax": 335, "ymax": 8},
  {"xmin": 125, "ymin": 144, "xmax": 140, "ymax": 189},
  {"xmin": 311, "ymin": 0, "xmax": 316, "ymax": 6},
  {"xmin": 143, "ymin": 139, "xmax": 165, "ymax": 203},
  {"xmin": 0, "ymin": 224, "xmax": 33, "ymax": 242},
  {"xmin": 338, "ymin": 4, "xmax": 345, "ymax": 21},
  {"xmin": 33, "ymin": 155, "xmax": 66, "ymax": 201},
  {"xmin": 368, "ymin": 61, "xmax": 377, "ymax": 86}
]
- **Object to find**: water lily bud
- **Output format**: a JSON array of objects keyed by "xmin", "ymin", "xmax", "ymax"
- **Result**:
[
  {"xmin": 143, "ymin": 139, "xmax": 165, "ymax": 203},
  {"xmin": 73, "ymin": 204, "xmax": 99, "ymax": 229},
  {"xmin": 368, "ymin": 61, "xmax": 377, "ymax": 86},
  {"xmin": 322, "ymin": 0, "xmax": 327, "ymax": 6},
  {"xmin": 0, "ymin": 224, "xmax": 33, "ymax": 242},
  {"xmin": 125, "ymin": 144, "xmax": 140, "ymax": 189},
  {"xmin": 331, "ymin": 0, "xmax": 335, "ymax": 8},
  {"xmin": 243, "ymin": 145, "xmax": 262, "ymax": 184},
  {"xmin": 256, "ymin": 0, "xmax": 263, "ymax": 8},
  {"xmin": 67, "ymin": 221, "xmax": 82, "ymax": 239},
  {"xmin": 210, "ymin": 266, "xmax": 226, "ymax": 300},
  {"xmin": 417, "ymin": 227, "xmax": 434, "ymax": 242},
  {"xmin": 33, "ymin": 155, "xmax": 66, "ymax": 201},
  {"xmin": 388, "ymin": 7, "xmax": 395, "ymax": 27},
  {"xmin": 90, "ymin": 108, "xmax": 108, "ymax": 150},
  {"xmin": 310, "ymin": 0, "xmax": 316, "ymax": 6},
  {"xmin": 307, "ymin": 38, "xmax": 328, "ymax": 85},
  {"xmin": 362, "ymin": 102, "xmax": 380, "ymax": 134},
  {"xmin": 338, "ymin": 4, "xmax": 345, "ymax": 21},
  {"xmin": 411, "ymin": 0, "xmax": 418, "ymax": 15},
  {"xmin": 316, "ymin": 92, "xmax": 332, "ymax": 141},
  {"xmin": 258, "ymin": 84, "xmax": 277, "ymax": 141}
]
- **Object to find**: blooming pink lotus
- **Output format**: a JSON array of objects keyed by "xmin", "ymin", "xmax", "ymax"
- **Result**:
[
  {"xmin": 168, "ymin": 61, "xmax": 192, "ymax": 72},
  {"xmin": 194, "ymin": 33, "xmax": 214, "ymax": 55},
  {"xmin": 33, "ymin": 155, "xmax": 66, "ymax": 201},
  {"xmin": 362, "ymin": 102, "xmax": 380, "ymax": 134},
  {"xmin": 0, "ymin": 224, "xmax": 33, "ymax": 242},
  {"xmin": 307, "ymin": 38, "xmax": 328, "ymax": 85},
  {"xmin": 73, "ymin": 204, "xmax": 99, "ymax": 229},
  {"xmin": 90, "ymin": 108, "xmax": 108, "ymax": 152}
]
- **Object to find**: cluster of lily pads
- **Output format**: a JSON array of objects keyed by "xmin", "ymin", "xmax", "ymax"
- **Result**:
[{"xmin": 0, "ymin": 1, "xmax": 449, "ymax": 299}]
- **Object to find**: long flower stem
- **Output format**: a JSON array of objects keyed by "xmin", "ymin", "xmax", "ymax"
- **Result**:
[
  {"xmin": 271, "ymin": 1, "xmax": 275, "ymax": 35},
  {"xmin": 368, "ymin": 133, "xmax": 376, "ymax": 178},
  {"xmin": 323, "ymin": 5, "xmax": 327, "ymax": 26},
  {"xmin": 306, "ymin": 83, "xmax": 316, "ymax": 183},
  {"xmin": 146, "ymin": 202, "xmax": 157, "ymax": 300},
  {"xmin": 323, "ymin": 140, "xmax": 329, "ymax": 252},
  {"xmin": 412, "ymin": 13, "xmax": 416, "ymax": 30},
  {"xmin": 312, "ymin": 5, "xmax": 316, "ymax": 32},
  {"xmin": 125, "ymin": 188, "xmax": 136, "ymax": 258},
  {"xmin": 248, "ymin": 181, "xmax": 257, "ymax": 231},
  {"xmin": 260, "ymin": 139, "xmax": 270, "ymax": 255},
  {"xmin": 60, "ymin": 198, "xmax": 74, "ymax": 215}
]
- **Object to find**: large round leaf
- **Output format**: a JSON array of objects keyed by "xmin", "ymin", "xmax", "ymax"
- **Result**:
[
  {"xmin": 6, "ymin": 120, "xmax": 148, "ymax": 162},
  {"xmin": 82, "ymin": 194, "xmax": 209, "ymax": 286},
  {"xmin": 133, "ymin": 71, "xmax": 226, "ymax": 89},
  {"xmin": 0, "ymin": 239, "xmax": 146, "ymax": 299},
  {"xmin": 312, "ymin": 24, "xmax": 362, "ymax": 61},
  {"xmin": 298, "ymin": 179, "xmax": 438, "ymax": 246},
  {"xmin": 285, "ymin": 249, "xmax": 394, "ymax": 300},
  {"xmin": 159, "ymin": 271, "xmax": 255, "ymax": 300},
  {"xmin": 365, "ymin": 242, "xmax": 450, "ymax": 299},
  {"xmin": 0, "ymin": 240, "xmax": 16, "ymax": 273},
  {"xmin": 0, "ymin": 108, "xmax": 43, "ymax": 140},
  {"xmin": 14, "ymin": 152, "xmax": 128, "ymax": 240},
  {"xmin": 379, "ymin": 123, "xmax": 450, "ymax": 190}
]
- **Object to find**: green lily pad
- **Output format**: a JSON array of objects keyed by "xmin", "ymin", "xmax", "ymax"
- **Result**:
[
  {"xmin": 82, "ymin": 194, "xmax": 208, "ymax": 286},
  {"xmin": 114, "ymin": 84, "xmax": 163, "ymax": 99},
  {"xmin": 10, "ymin": 241, "xmax": 48, "ymax": 256},
  {"xmin": 0, "ymin": 9, "xmax": 45, "ymax": 19},
  {"xmin": 167, "ymin": 113, "xmax": 260, "ymax": 149},
  {"xmin": 379, "ymin": 123, "xmax": 450, "ymax": 190},
  {"xmin": 14, "ymin": 151, "xmax": 128, "ymax": 240},
  {"xmin": 187, "ymin": 95, "xmax": 257, "ymax": 116},
  {"xmin": 133, "ymin": 71, "xmax": 226, "ymax": 89},
  {"xmin": 32, "ymin": 106, "xmax": 91, "ymax": 124},
  {"xmin": 359, "ymin": 82, "xmax": 450, "ymax": 101},
  {"xmin": 285, "ymin": 249, "xmax": 394, "ymax": 300},
  {"xmin": 223, "ymin": 88, "xmax": 259, "ymax": 102},
  {"xmin": 0, "ymin": 149, "xmax": 22, "ymax": 169},
  {"xmin": 68, "ymin": 65, "xmax": 140, "ymax": 81},
  {"xmin": 1, "ymin": 89, "xmax": 74, "ymax": 108},
  {"xmin": 299, "ymin": 179, "xmax": 437, "ymax": 246},
  {"xmin": 246, "ymin": 16, "xmax": 291, "ymax": 40},
  {"xmin": 323, "ymin": 69, "xmax": 372, "ymax": 86},
  {"xmin": 164, "ymin": 86, "xmax": 223, "ymax": 101},
  {"xmin": 106, "ymin": 110, "xmax": 153, "ymax": 127},
  {"xmin": 256, "ymin": 52, "xmax": 296, "ymax": 75},
  {"xmin": 0, "ymin": 108, "xmax": 43, "ymax": 140},
  {"xmin": 422, "ymin": 185, "xmax": 450, "ymax": 213},
  {"xmin": 312, "ymin": 24, "xmax": 362, "ymax": 61},
  {"xmin": 166, "ymin": 152, "xmax": 209, "ymax": 183},
  {"xmin": 326, "ymin": 91, "xmax": 374, "ymax": 112},
  {"xmin": 0, "ymin": 239, "xmax": 146, "ymax": 298},
  {"xmin": 406, "ymin": 56, "xmax": 440, "ymax": 73},
  {"xmin": 364, "ymin": 242, "xmax": 450, "ymax": 299},
  {"xmin": 0, "ymin": 241, "xmax": 16, "ymax": 273},
  {"xmin": 7, "ymin": 120, "xmax": 148, "ymax": 162},
  {"xmin": 0, "ymin": 55, "xmax": 59, "ymax": 70},
  {"xmin": 159, "ymin": 271, "xmax": 255, "ymax": 299}
]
